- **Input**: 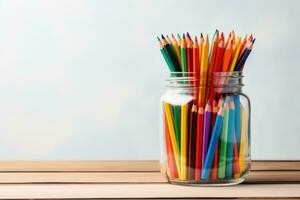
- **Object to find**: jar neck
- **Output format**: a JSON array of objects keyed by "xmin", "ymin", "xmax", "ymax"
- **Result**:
[{"xmin": 165, "ymin": 72, "xmax": 244, "ymax": 94}]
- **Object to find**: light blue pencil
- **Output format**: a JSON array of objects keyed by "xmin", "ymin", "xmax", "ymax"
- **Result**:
[{"xmin": 226, "ymin": 97, "xmax": 235, "ymax": 179}]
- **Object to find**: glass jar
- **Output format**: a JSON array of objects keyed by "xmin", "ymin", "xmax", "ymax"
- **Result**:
[{"xmin": 160, "ymin": 72, "xmax": 250, "ymax": 186}]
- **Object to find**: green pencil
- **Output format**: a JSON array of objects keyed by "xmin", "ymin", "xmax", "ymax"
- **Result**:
[
  {"xmin": 161, "ymin": 35, "xmax": 181, "ymax": 72},
  {"xmin": 218, "ymin": 97, "xmax": 229, "ymax": 178},
  {"xmin": 172, "ymin": 105, "xmax": 181, "ymax": 155},
  {"xmin": 158, "ymin": 36, "xmax": 175, "ymax": 72},
  {"xmin": 180, "ymin": 34, "xmax": 187, "ymax": 73}
]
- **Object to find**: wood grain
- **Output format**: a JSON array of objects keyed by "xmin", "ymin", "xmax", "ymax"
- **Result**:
[
  {"xmin": 0, "ymin": 161, "xmax": 299, "ymax": 199},
  {"xmin": 0, "ymin": 161, "xmax": 160, "ymax": 172},
  {"xmin": 0, "ymin": 184, "xmax": 299, "ymax": 199},
  {"xmin": 0, "ymin": 171, "xmax": 299, "ymax": 184},
  {"xmin": 0, "ymin": 161, "xmax": 299, "ymax": 172}
]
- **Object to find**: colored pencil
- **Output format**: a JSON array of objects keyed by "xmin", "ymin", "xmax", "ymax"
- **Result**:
[
  {"xmin": 210, "ymin": 100, "xmax": 219, "ymax": 180},
  {"xmin": 162, "ymin": 35, "xmax": 181, "ymax": 72},
  {"xmin": 171, "ymin": 33, "xmax": 181, "ymax": 69},
  {"xmin": 198, "ymin": 33, "xmax": 204, "ymax": 72},
  {"xmin": 188, "ymin": 104, "xmax": 198, "ymax": 179},
  {"xmin": 187, "ymin": 36, "xmax": 193, "ymax": 73},
  {"xmin": 226, "ymin": 98, "xmax": 235, "ymax": 179},
  {"xmin": 208, "ymin": 30, "xmax": 219, "ymax": 77},
  {"xmin": 173, "ymin": 105, "xmax": 181, "ymax": 153},
  {"xmin": 234, "ymin": 96, "xmax": 241, "ymax": 151},
  {"xmin": 164, "ymin": 112, "xmax": 178, "ymax": 178},
  {"xmin": 180, "ymin": 34, "xmax": 187, "ymax": 73},
  {"xmin": 239, "ymin": 105, "xmax": 247, "ymax": 175},
  {"xmin": 198, "ymin": 34, "xmax": 209, "ymax": 106},
  {"xmin": 193, "ymin": 36, "xmax": 200, "ymax": 100},
  {"xmin": 194, "ymin": 106, "xmax": 204, "ymax": 180},
  {"xmin": 201, "ymin": 103, "xmax": 225, "ymax": 179},
  {"xmin": 201, "ymin": 100, "xmax": 212, "ymax": 169},
  {"xmin": 233, "ymin": 133, "xmax": 240, "ymax": 178},
  {"xmin": 238, "ymin": 34, "xmax": 248, "ymax": 60},
  {"xmin": 234, "ymin": 40, "xmax": 254, "ymax": 71},
  {"xmin": 229, "ymin": 36, "xmax": 242, "ymax": 71},
  {"xmin": 180, "ymin": 103, "xmax": 188, "ymax": 180},
  {"xmin": 218, "ymin": 97, "xmax": 229, "ymax": 178},
  {"xmin": 212, "ymin": 40, "xmax": 225, "ymax": 73},
  {"xmin": 164, "ymin": 102, "xmax": 180, "ymax": 176},
  {"xmin": 158, "ymin": 37, "xmax": 174, "ymax": 72},
  {"xmin": 222, "ymin": 39, "xmax": 233, "ymax": 72}
]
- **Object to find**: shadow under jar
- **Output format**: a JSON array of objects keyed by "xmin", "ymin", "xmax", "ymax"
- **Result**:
[{"xmin": 160, "ymin": 71, "xmax": 250, "ymax": 186}]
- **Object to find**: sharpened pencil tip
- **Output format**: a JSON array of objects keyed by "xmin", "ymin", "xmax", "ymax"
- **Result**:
[
  {"xmin": 187, "ymin": 32, "xmax": 191, "ymax": 39},
  {"xmin": 252, "ymin": 38, "xmax": 256, "ymax": 44},
  {"xmin": 161, "ymin": 34, "xmax": 165, "ymax": 39},
  {"xmin": 157, "ymin": 36, "xmax": 161, "ymax": 41},
  {"xmin": 177, "ymin": 33, "xmax": 181, "ymax": 39}
]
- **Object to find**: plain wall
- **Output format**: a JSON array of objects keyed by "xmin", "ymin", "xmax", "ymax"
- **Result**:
[{"xmin": 0, "ymin": 0, "xmax": 299, "ymax": 160}]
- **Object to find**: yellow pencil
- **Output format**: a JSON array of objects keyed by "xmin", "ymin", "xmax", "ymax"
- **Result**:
[
  {"xmin": 229, "ymin": 36, "xmax": 242, "ymax": 71},
  {"xmin": 171, "ymin": 34, "xmax": 181, "ymax": 68},
  {"xmin": 164, "ymin": 102, "xmax": 180, "ymax": 177},
  {"xmin": 239, "ymin": 105, "xmax": 246, "ymax": 175},
  {"xmin": 208, "ymin": 30, "xmax": 219, "ymax": 76},
  {"xmin": 198, "ymin": 34, "xmax": 209, "ymax": 106},
  {"xmin": 180, "ymin": 104, "xmax": 188, "ymax": 180}
]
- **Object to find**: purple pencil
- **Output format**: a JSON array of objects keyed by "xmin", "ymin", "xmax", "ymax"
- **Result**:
[{"xmin": 201, "ymin": 100, "xmax": 212, "ymax": 169}]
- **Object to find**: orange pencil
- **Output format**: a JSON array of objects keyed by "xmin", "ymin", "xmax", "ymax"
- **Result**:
[
  {"xmin": 225, "ymin": 32, "xmax": 232, "ymax": 48},
  {"xmin": 194, "ymin": 106, "xmax": 204, "ymax": 180},
  {"xmin": 222, "ymin": 39, "xmax": 234, "ymax": 72},
  {"xmin": 198, "ymin": 34, "xmax": 204, "ymax": 75}
]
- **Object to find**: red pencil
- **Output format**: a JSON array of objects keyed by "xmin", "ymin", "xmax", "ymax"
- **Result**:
[
  {"xmin": 212, "ymin": 40, "xmax": 225, "ymax": 73},
  {"xmin": 187, "ymin": 38, "xmax": 193, "ymax": 73},
  {"xmin": 194, "ymin": 106, "xmax": 204, "ymax": 180},
  {"xmin": 193, "ymin": 36, "xmax": 199, "ymax": 101}
]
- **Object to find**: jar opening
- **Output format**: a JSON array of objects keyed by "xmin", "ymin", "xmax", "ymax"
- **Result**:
[{"xmin": 166, "ymin": 72, "xmax": 244, "ymax": 93}]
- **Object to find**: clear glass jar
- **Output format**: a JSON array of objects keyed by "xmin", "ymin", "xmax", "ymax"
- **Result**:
[{"xmin": 160, "ymin": 72, "xmax": 250, "ymax": 186}]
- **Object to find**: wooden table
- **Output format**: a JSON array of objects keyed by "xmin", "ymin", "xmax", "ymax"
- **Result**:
[{"xmin": 0, "ymin": 161, "xmax": 299, "ymax": 199}]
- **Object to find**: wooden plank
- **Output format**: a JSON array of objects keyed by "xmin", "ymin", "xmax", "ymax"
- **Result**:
[
  {"xmin": 246, "ymin": 171, "xmax": 300, "ymax": 183},
  {"xmin": 0, "ymin": 184, "xmax": 299, "ymax": 199},
  {"xmin": 0, "ymin": 172, "xmax": 166, "ymax": 183},
  {"xmin": 0, "ymin": 161, "xmax": 160, "ymax": 172},
  {"xmin": 0, "ymin": 161, "xmax": 299, "ymax": 172},
  {"xmin": 0, "ymin": 171, "xmax": 299, "ymax": 184},
  {"xmin": 251, "ymin": 161, "xmax": 300, "ymax": 171}
]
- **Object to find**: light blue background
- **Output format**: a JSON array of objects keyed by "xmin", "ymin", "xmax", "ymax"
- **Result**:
[{"xmin": 0, "ymin": 0, "xmax": 299, "ymax": 160}]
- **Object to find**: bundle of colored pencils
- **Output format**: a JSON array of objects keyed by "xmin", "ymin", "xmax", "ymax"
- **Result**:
[{"xmin": 158, "ymin": 30, "xmax": 255, "ymax": 181}]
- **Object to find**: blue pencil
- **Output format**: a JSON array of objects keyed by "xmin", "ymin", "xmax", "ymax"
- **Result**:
[
  {"xmin": 201, "ymin": 103, "xmax": 225, "ymax": 180},
  {"xmin": 234, "ymin": 41, "xmax": 254, "ymax": 71},
  {"xmin": 235, "ymin": 96, "xmax": 241, "ymax": 151},
  {"xmin": 226, "ymin": 97, "xmax": 235, "ymax": 178}
]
